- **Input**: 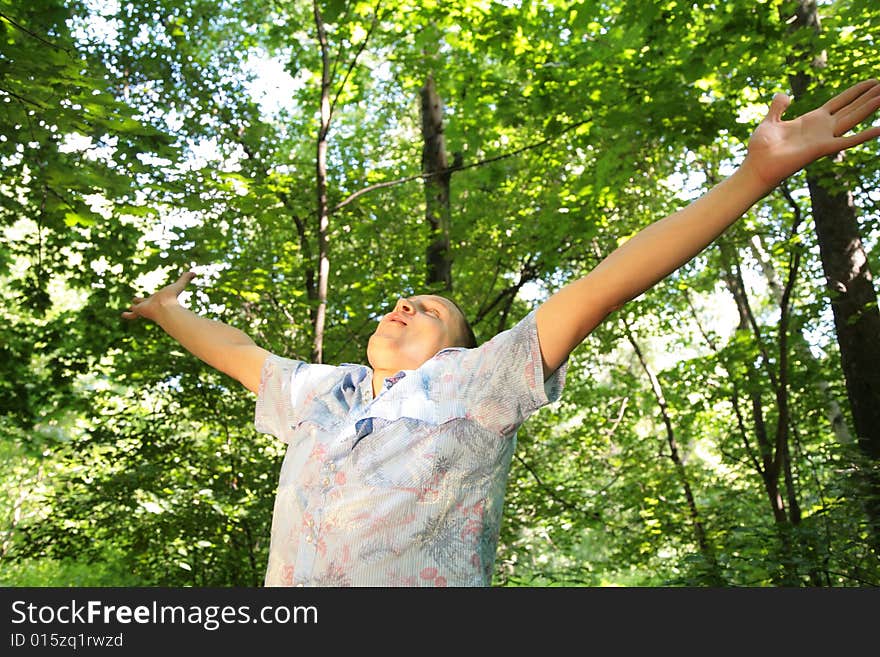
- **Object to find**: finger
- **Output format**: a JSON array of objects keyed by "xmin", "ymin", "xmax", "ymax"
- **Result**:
[
  {"xmin": 169, "ymin": 270, "xmax": 197, "ymax": 295},
  {"xmin": 767, "ymin": 92, "xmax": 791, "ymax": 122},
  {"xmin": 131, "ymin": 296, "xmax": 145, "ymax": 304},
  {"xmin": 121, "ymin": 310, "xmax": 138, "ymax": 320},
  {"xmin": 824, "ymin": 78, "xmax": 880, "ymax": 114},
  {"xmin": 833, "ymin": 125, "xmax": 880, "ymax": 153},
  {"xmin": 833, "ymin": 87, "xmax": 880, "ymax": 136}
]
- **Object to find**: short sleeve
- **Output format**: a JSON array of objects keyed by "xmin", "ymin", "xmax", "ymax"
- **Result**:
[
  {"xmin": 254, "ymin": 355, "xmax": 372, "ymax": 443},
  {"xmin": 434, "ymin": 309, "xmax": 567, "ymax": 436},
  {"xmin": 254, "ymin": 355, "xmax": 307, "ymax": 443}
]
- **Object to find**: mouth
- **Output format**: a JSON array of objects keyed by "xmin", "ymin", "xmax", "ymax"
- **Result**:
[{"xmin": 386, "ymin": 312, "xmax": 408, "ymax": 326}]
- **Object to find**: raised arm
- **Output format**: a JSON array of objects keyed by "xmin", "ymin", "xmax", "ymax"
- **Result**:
[
  {"xmin": 122, "ymin": 271, "xmax": 270, "ymax": 393},
  {"xmin": 536, "ymin": 78, "xmax": 880, "ymax": 377}
]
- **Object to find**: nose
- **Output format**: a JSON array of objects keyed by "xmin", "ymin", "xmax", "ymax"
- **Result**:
[{"xmin": 396, "ymin": 297, "xmax": 415, "ymax": 314}]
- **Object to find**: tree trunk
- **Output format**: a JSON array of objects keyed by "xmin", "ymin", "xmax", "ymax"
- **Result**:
[
  {"xmin": 748, "ymin": 233, "xmax": 853, "ymax": 445},
  {"xmin": 803, "ymin": 177, "xmax": 880, "ymax": 459},
  {"xmin": 312, "ymin": 0, "xmax": 332, "ymax": 363},
  {"xmin": 421, "ymin": 75, "xmax": 453, "ymax": 291},
  {"xmin": 718, "ymin": 237, "xmax": 802, "ymax": 584},
  {"xmin": 787, "ymin": 0, "xmax": 880, "ymax": 547},
  {"xmin": 718, "ymin": 238, "xmax": 787, "ymax": 522},
  {"xmin": 623, "ymin": 320, "xmax": 724, "ymax": 584}
]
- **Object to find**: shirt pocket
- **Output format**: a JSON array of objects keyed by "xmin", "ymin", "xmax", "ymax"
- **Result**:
[
  {"xmin": 350, "ymin": 416, "xmax": 463, "ymax": 491},
  {"xmin": 347, "ymin": 373, "xmax": 477, "ymax": 489},
  {"xmin": 285, "ymin": 414, "xmax": 349, "ymax": 457}
]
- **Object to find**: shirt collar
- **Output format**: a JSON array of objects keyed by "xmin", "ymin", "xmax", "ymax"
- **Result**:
[{"xmin": 384, "ymin": 371, "xmax": 407, "ymax": 390}]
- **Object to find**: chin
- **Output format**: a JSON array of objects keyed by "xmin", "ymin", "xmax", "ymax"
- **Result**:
[{"xmin": 366, "ymin": 335, "xmax": 391, "ymax": 368}]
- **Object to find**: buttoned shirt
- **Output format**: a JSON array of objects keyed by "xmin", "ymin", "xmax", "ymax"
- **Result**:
[{"xmin": 254, "ymin": 310, "xmax": 567, "ymax": 586}]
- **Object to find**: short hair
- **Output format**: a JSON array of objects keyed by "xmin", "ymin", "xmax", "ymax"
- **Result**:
[{"xmin": 445, "ymin": 297, "xmax": 478, "ymax": 349}]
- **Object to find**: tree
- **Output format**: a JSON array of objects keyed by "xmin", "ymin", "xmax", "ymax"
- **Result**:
[
  {"xmin": 3, "ymin": 0, "xmax": 878, "ymax": 587},
  {"xmin": 783, "ymin": 0, "xmax": 880, "ymax": 549}
]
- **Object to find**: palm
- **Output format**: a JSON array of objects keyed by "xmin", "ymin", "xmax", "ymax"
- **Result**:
[
  {"xmin": 122, "ymin": 272, "xmax": 196, "ymax": 321},
  {"xmin": 745, "ymin": 79, "xmax": 880, "ymax": 188}
]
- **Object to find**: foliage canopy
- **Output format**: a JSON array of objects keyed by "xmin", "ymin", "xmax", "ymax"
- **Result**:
[{"xmin": 2, "ymin": 0, "xmax": 879, "ymax": 586}]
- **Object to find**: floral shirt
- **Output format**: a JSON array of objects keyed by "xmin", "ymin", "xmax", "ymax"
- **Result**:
[{"xmin": 254, "ymin": 310, "xmax": 567, "ymax": 586}]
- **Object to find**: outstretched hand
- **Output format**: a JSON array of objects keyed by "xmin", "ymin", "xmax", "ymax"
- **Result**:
[
  {"xmin": 121, "ymin": 271, "xmax": 196, "ymax": 322},
  {"xmin": 745, "ymin": 78, "xmax": 880, "ymax": 189}
]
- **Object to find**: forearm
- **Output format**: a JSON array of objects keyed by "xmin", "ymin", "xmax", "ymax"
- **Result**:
[
  {"xmin": 592, "ymin": 161, "xmax": 771, "ymax": 309},
  {"xmin": 152, "ymin": 302, "xmax": 258, "ymax": 376},
  {"xmin": 536, "ymin": 79, "xmax": 880, "ymax": 377}
]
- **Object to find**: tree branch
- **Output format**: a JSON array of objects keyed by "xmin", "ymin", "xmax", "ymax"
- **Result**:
[
  {"xmin": 329, "ymin": 4, "xmax": 382, "ymax": 121},
  {"xmin": 330, "ymin": 117, "xmax": 592, "ymax": 214},
  {"xmin": 513, "ymin": 453, "xmax": 601, "ymax": 522},
  {"xmin": 0, "ymin": 12, "xmax": 70, "ymax": 53},
  {"xmin": 0, "ymin": 85, "xmax": 48, "ymax": 110}
]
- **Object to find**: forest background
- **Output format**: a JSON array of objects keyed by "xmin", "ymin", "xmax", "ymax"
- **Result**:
[{"xmin": 2, "ymin": 0, "xmax": 879, "ymax": 587}]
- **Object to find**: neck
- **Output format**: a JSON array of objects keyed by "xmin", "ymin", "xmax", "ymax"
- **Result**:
[{"xmin": 371, "ymin": 367, "xmax": 396, "ymax": 398}]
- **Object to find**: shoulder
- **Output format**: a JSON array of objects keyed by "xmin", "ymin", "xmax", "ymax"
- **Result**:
[
  {"xmin": 470, "ymin": 310, "xmax": 538, "ymax": 357},
  {"xmin": 262, "ymin": 355, "xmax": 368, "ymax": 390}
]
